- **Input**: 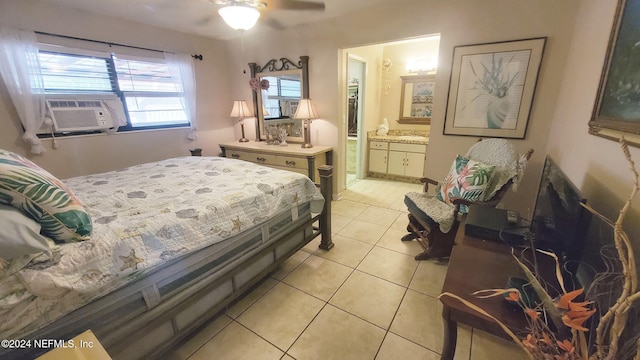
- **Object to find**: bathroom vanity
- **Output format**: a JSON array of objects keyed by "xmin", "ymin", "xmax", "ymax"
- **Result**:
[{"xmin": 367, "ymin": 130, "xmax": 428, "ymax": 181}]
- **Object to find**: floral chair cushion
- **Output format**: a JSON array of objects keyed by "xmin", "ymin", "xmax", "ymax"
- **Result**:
[
  {"xmin": 436, "ymin": 155, "xmax": 496, "ymax": 213},
  {"xmin": 0, "ymin": 149, "xmax": 92, "ymax": 242}
]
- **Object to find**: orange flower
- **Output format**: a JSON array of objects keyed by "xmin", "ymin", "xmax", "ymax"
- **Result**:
[
  {"xmin": 557, "ymin": 339, "xmax": 575, "ymax": 354},
  {"xmin": 562, "ymin": 314, "xmax": 592, "ymax": 332},
  {"xmin": 505, "ymin": 291, "xmax": 520, "ymax": 302},
  {"xmin": 524, "ymin": 308, "xmax": 540, "ymax": 321},
  {"xmin": 522, "ymin": 334, "xmax": 538, "ymax": 349},
  {"xmin": 556, "ymin": 288, "xmax": 584, "ymax": 310},
  {"xmin": 568, "ymin": 300, "xmax": 594, "ymax": 312},
  {"xmin": 565, "ymin": 308, "xmax": 596, "ymax": 320},
  {"xmin": 541, "ymin": 332, "xmax": 553, "ymax": 347}
]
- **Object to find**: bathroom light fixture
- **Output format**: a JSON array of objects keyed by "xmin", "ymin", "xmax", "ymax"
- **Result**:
[
  {"xmin": 218, "ymin": 5, "xmax": 260, "ymax": 30},
  {"xmin": 406, "ymin": 57, "xmax": 437, "ymax": 74},
  {"xmin": 293, "ymin": 99, "xmax": 319, "ymax": 148},
  {"xmin": 230, "ymin": 100, "xmax": 253, "ymax": 142}
]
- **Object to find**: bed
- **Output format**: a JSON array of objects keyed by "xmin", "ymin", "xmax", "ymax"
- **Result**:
[{"xmin": 0, "ymin": 152, "xmax": 333, "ymax": 359}]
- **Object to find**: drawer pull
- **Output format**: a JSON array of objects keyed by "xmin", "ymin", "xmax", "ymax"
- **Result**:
[
  {"xmin": 256, "ymin": 157, "xmax": 266, "ymax": 162},
  {"xmin": 285, "ymin": 160, "xmax": 296, "ymax": 167},
  {"xmin": 231, "ymin": 154, "xmax": 240, "ymax": 159}
]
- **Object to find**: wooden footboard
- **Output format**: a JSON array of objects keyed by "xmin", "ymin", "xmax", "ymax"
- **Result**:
[
  {"xmin": 4, "ymin": 166, "xmax": 333, "ymax": 360},
  {"xmin": 316, "ymin": 165, "xmax": 333, "ymax": 250}
]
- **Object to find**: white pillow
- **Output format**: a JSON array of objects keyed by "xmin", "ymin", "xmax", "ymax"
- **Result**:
[{"xmin": 0, "ymin": 203, "xmax": 52, "ymax": 259}]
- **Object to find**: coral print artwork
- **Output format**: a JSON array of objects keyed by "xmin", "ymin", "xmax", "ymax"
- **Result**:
[
  {"xmin": 455, "ymin": 50, "xmax": 530, "ymax": 130},
  {"xmin": 443, "ymin": 37, "xmax": 546, "ymax": 139}
]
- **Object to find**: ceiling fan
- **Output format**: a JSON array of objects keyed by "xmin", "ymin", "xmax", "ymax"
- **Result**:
[
  {"xmin": 213, "ymin": 0, "xmax": 325, "ymax": 12},
  {"xmin": 213, "ymin": 0, "xmax": 325, "ymax": 30}
]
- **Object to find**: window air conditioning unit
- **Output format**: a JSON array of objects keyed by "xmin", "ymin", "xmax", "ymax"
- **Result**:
[{"xmin": 44, "ymin": 95, "xmax": 116, "ymax": 133}]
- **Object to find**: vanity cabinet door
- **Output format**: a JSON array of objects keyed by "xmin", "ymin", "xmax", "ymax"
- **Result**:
[
  {"xmin": 388, "ymin": 151, "xmax": 425, "ymax": 177},
  {"xmin": 404, "ymin": 152, "xmax": 425, "ymax": 178},
  {"xmin": 369, "ymin": 149, "xmax": 388, "ymax": 173},
  {"xmin": 387, "ymin": 151, "xmax": 407, "ymax": 176}
]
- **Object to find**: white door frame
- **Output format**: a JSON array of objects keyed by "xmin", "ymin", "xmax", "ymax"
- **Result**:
[{"xmin": 347, "ymin": 55, "xmax": 367, "ymax": 180}]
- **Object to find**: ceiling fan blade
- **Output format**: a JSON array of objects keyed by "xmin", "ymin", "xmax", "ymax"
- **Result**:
[
  {"xmin": 265, "ymin": 0, "xmax": 325, "ymax": 11},
  {"xmin": 261, "ymin": 12, "xmax": 285, "ymax": 30},
  {"xmin": 195, "ymin": 16, "xmax": 213, "ymax": 26}
]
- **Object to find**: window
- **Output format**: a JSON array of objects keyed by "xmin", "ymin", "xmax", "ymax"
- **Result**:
[
  {"xmin": 39, "ymin": 52, "xmax": 113, "ymax": 93},
  {"xmin": 37, "ymin": 48, "xmax": 190, "ymax": 134},
  {"xmin": 114, "ymin": 57, "xmax": 188, "ymax": 128}
]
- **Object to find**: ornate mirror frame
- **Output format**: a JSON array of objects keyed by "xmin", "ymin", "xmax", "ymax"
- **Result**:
[{"xmin": 249, "ymin": 56, "xmax": 309, "ymax": 142}]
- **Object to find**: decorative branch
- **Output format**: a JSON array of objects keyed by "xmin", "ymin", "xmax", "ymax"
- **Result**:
[
  {"xmin": 589, "ymin": 137, "xmax": 640, "ymax": 360},
  {"xmin": 438, "ymin": 292, "xmax": 535, "ymax": 359},
  {"xmin": 513, "ymin": 250, "xmax": 567, "ymax": 336}
]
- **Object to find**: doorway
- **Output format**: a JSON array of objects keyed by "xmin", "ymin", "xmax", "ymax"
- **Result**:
[
  {"xmin": 346, "ymin": 56, "xmax": 366, "ymax": 188},
  {"xmin": 339, "ymin": 35, "xmax": 441, "ymax": 195}
]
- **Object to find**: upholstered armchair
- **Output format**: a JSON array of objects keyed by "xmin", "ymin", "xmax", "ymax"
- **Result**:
[{"xmin": 402, "ymin": 138, "xmax": 534, "ymax": 260}]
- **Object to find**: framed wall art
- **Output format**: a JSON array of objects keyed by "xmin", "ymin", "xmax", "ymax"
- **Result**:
[
  {"xmin": 590, "ymin": 0, "xmax": 640, "ymax": 147},
  {"xmin": 443, "ymin": 37, "xmax": 547, "ymax": 138}
]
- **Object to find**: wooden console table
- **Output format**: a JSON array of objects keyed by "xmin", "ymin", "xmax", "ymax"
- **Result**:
[
  {"xmin": 439, "ymin": 221, "xmax": 554, "ymax": 359},
  {"xmin": 219, "ymin": 142, "xmax": 332, "ymax": 184}
]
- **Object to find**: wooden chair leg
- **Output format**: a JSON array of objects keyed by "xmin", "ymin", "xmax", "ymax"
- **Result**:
[
  {"xmin": 401, "ymin": 233, "xmax": 417, "ymax": 242},
  {"xmin": 402, "ymin": 211, "xmax": 457, "ymax": 260},
  {"xmin": 402, "ymin": 213, "xmax": 422, "ymax": 241}
]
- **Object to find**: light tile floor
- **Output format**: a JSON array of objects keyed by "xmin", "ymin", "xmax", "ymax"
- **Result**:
[{"xmin": 167, "ymin": 178, "xmax": 525, "ymax": 360}]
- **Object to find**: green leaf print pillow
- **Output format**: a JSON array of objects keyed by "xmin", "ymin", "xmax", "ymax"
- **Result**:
[
  {"xmin": 0, "ymin": 149, "xmax": 92, "ymax": 242},
  {"xmin": 436, "ymin": 155, "xmax": 495, "ymax": 214}
]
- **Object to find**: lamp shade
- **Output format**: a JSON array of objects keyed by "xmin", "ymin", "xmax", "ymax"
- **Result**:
[
  {"xmin": 218, "ymin": 6, "xmax": 260, "ymax": 31},
  {"xmin": 230, "ymin": 100, "xmax": 253, "ymax": 117},
  {"xmin": 293, "ymin": 99, "xmax": 319, "ymax": 119}
]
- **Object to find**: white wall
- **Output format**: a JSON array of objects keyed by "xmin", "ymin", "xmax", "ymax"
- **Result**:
[{"xmin": 0, "ymin": 0, "xmax": 235, "ymax": 179}]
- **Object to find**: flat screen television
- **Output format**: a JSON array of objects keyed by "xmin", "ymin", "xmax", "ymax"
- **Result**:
[{"xmin": 531, "ymin": 156, "xmax": 592, "ymax": 270}]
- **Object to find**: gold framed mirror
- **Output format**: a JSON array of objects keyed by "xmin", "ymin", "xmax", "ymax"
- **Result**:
[
  {"xmin": 398, "ymin": 75, "xmax": 435, "ymax": 124},
  {"xmin": 249, "ymin": 56, "xmax": 309, "ymax": 142}
]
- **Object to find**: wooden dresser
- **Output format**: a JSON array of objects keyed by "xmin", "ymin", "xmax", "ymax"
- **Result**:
[{"xmin": 219, "ymin": 142, "xmax": 333, "ymax": 184}]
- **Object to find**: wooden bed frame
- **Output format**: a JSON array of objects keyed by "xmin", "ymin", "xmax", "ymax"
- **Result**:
[{"xmin": 5, "ymin": 166, "xmax": 333, "ymax": 360}]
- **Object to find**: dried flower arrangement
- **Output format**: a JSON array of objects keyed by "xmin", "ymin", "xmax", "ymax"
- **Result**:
[
  {"xmin": 249, "ymin": 78, "xmax": 270, "ymax": 91},
  {"xmin": 440, "ymin": 137, "xmax": 640, "ymax": 360}
]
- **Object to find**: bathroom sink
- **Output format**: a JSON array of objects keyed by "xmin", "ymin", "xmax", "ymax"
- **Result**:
[{"xmin": 398, "ymin": 135, "xmax": 427, "ymax": 141}]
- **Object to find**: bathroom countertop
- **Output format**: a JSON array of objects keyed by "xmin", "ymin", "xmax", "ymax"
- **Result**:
[{"xmin": 367, "ymin": 130, "xmax": 429, "ymax": 145}]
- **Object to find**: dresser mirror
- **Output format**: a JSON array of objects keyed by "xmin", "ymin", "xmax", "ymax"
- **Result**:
[{"xmin": 249, "ymin": 56, "xmax": 309, "ymax": 142}]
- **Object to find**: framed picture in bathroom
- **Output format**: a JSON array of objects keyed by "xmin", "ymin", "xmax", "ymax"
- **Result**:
[{"xmin": 398, "ymin": 75, "xmax": 435, "ymax": 124}]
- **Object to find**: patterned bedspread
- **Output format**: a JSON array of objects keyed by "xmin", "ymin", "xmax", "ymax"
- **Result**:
[{"xmin": 0, "ymin": 156, "xmax": 320, "ymax": 339}]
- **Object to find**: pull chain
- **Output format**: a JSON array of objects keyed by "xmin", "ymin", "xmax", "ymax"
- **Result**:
[{"xmin": 240, "ymin": 30, "xmax": 246, "ymax": 74}]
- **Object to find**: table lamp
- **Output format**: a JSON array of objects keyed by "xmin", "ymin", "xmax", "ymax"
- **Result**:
[
  {"xmin": 293, "ymin": 98, "xmax": 318, "ymax": 148},
  {"xmin": 230, "ymin": 100, "xmax": 253, "ymax": 142}
]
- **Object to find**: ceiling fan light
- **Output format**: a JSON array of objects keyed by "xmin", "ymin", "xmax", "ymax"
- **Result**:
[{"xmin": 218, "ymin": 6, "xmax": 260, "ymax": 30}]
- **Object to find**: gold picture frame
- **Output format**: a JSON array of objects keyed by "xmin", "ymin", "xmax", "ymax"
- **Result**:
[{"xmin": 589, "ymin": 0, "xmax": 640, "ymax": 147}]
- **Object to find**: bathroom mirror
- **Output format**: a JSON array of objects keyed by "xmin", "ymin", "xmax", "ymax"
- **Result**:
[
  {"xmin": 249, "ymin": 56, "xmax": 309, "ymax": 142},
  {"xmin": 398, "ymin": 75, "xmax": 435, "ymax": 124}
]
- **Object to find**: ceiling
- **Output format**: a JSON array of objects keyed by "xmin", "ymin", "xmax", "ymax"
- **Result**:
[{"xmin": 39, "ymin": 0, "xmax": 391, "ymax": 40}]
